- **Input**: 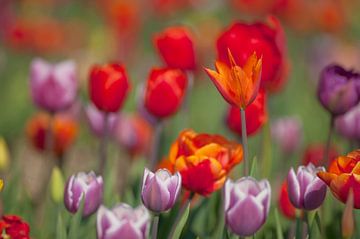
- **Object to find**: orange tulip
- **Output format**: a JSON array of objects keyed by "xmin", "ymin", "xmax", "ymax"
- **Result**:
[
  {"xmin": 168, "ymin": 129, "xmax": 243, "ymax": 196},
  {"xmin": 205, "ymin": 50, "xmax": 262, "ymax": 109},
  {"xmin": 317, "ymin": 149, "xmax": 360, "ymax": 208}
]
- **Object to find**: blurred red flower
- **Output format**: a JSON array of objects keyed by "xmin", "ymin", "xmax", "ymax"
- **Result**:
[
  {"xmin": 278, "ymin": 180, "xmax": 296, "ymax": 219},
  {"xmin": 225, "ymin": 90, "xmax": 268, "ymax": 136},
  {"xmin": 217, "ymin": 16, "xmax": 288, "ymax": 93},
  {"xmin": 26, "ymin": 112, "xmax": 78, "ymax": 157},
  {"xmin": 89, "ymin": 63, "xmax": 130, "ymax": 113},
  {"xmin": 144, "ymin": 67, "xmax": 188, "ymax": 119},
  {"xmin": 154, "ymin": 26, "xmax": 196, "ymax": 71},
  {"xmin": 0, "ymin": 215, "xmax": 30, "ymax": 239},
  {"xmin": 302, "ymin": 144, "xmax": 338, "ymax": 166}
]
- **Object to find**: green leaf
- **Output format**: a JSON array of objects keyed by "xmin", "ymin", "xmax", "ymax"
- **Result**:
[
  {"xmin": 250, "ymin": 156, "xmax": 257, "ymax": 177},
  {"xmin": 314, "ymin": 212, "xmax": 321, "ymax": 233},
  {"xmin": 68, "ymin": 196, "xmax": 85, "ymax": 239},
  {"xmin": 171, "ymin": 203, "xmax": 190, "ymax": 239},
  {"xmin": 56, "ymin": 211, "xmax": 67, "ymax": 239},
  {"xmin": 274, "ymin": 209, "xmax": 284, "ymax": 239}
]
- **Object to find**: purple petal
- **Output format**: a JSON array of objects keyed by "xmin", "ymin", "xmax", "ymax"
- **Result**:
[
  {"xmin": 105, "ymin": 221, "xmax": 143, "ymax": 239},
  {"xmin": 287, "ymin": 168, "xmax": 301, "ymax": 208},
  {"xmin": 166, "ymin": 172, "xmax": 181, "ymax": 210},
  {"xmin": 304, "ymin": 178, "xmax": 327, "ymax": 210},
  {"xmin": 141, "ymin": 174, "xmax": 170, "ymax": 212}
]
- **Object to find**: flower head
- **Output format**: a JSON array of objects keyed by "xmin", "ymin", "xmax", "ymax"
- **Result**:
[{"xmin": 0, "ymin": 215, "xmax": 30, "ymax": 239}]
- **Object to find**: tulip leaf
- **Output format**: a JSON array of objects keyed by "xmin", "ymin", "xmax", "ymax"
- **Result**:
[
  {"xmin": 171, "ymin": 203, "xmax": 190, "ymax": 239},
  {"xmin": 274, "ymin": 208, "xmax": 284, "ymax": 239},
  {"xmin": 68, "ymin": 196, "xmax": 85, "ymax": 239},
  {"xmin": 250, "ymin": 156, "xmax": 257, "ymax": 177},
  {"xmin": 56, "ymin": 211, "xmax": 67, "ymax": 239}
]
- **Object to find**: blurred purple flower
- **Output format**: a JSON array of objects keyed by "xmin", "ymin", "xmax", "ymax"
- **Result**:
[
  {"xmin": 30, "ymin": 58, "xmax": 78, "ymax": 113},
  {"xmin": 224, "ymin": 177, "xmax": 271, "ymax": 237},
  {"xmin": 141, "ymin": 168, "xmax": 181, "ymax": 213},
  {"xmin": 85, "ymin": 104, "xmax": 119, "ymax": 137},
  {"xmin": 64, "ymin": 171, "xmax": 103, "ymax": 217},
  {"xmin": 317, "ymin": 64, "xmax": 360, "ymax": 115},
  {"xmin": 97, "ymin": 203, "xmax": 150, "ymax": 239},
  {"xmin": 287, "ymin": 163, "xmax": 327, "ymax": 210},
  {"xmin": 335, "ymin": 104, "xmax": 360, "ymax": 141},
  {"xmin": 271, "ymin": 116, "xmax": 303, "ymax": 154}
]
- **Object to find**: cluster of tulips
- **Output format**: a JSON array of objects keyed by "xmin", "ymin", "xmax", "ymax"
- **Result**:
[{"xmin": 1, "ymin": 4, "xmax": 360, "ymax": 238}]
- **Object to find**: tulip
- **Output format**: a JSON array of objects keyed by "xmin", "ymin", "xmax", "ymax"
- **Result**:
[
  {"xmin": 144, "ymin": 67, "xmax": 188, "ymax": 119},
  {"xmin": 302, "ymin": 144, "xmax": 338, "ymax": 166},
  {"xmin": 216, "ymin": 16, "xmax": 288, "ymax": 92},
  {"xmin": 154, "ymin": 26, "xmax": 196, "ymax": 71},
  {"xmin": 64, "ymin": 171, "xmax": 103, "ymax": 217},
  {"xmin": 85, "ymin": 104, "xmax": 119, "ymax": 137},
  {"xmin": 205, "ymin": 50, "xmax": 262, "ymax": 109},
  {"xmin": 287, "ymin": 164, "xmax": 327, "ymax": 210},
  {"xmin": 0, "ymin": 215, "xmax": 30, "ymax": 239},
  {"xmin": 224, "ymin": 177, "xmax": 271, "ymax": 237},
  {"xmin": 97, "ymin": 203, "xmax": 150, "ymax": 239},
  {"xmin": 30, "ymin": 58, "xmax": 77, "ymax": 113},
  {"xmin": 271, "ymin": 116, "xmax": 303, "ymax": 154},
  {"xmin": 278, "ymin": 180, "xmax": 296, "ymax": 219},
  {"xmin": 89, "ymin": 63, "xmax": 130, "ymax": 113},
  {"xmin": 50, "ymin": 166, "xmax": 65, "ymax": 204},
  {"xmin": 335, "ymin": 104, "xmax": 360, "ymax": 141},
  {"xmin": 0, "ymin": 137, "xmax": 10, "ymax": 171},
  {"xmin": 225, "ymin": 90, "xmax": 267, "ymax": 136},
  {"xmin": 0, "ymin": 179, "xmax": 3, "ymax": 191},
  {"xmin": 317, "ymin": 149, "xmax": 360, "ymax": 208},
  {"xmin": 141, "ymin": 168, "xmax": 181, "ymax": 213},
  {"xmin": 168, "ymin": 129, "xmax": 243, "ymax": 196},
  {"xmin": 317, "ymin": 64, "xmax": 360, "ymax": 116}
]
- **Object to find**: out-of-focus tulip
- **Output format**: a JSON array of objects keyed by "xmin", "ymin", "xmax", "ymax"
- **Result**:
[
  {"xmin": 154, "ymin": 26, "xmax": 196, "ymax": 71},
  {"xmin": 85, "ymin": 104, "xmax": 119, "ymax": 137},
  {"xmin": 89, "ymin": 63, "xmax": 130, "ymax": 113},
  {"xmin": 64, "ymin": 171, "xmax": 103, "ymax": 217},
  {"xmin": 205, "ymin": 50, "xmax": 262, "ymax": 109},
  {"xmin": 0, "ymin": 137, "xmax": 10, "ymax": 171},
  {"xmin": 30, "ymin": 58, "xmax": 77, "ymax": 113},
  {"xmin": 288, "ymin": 164, "xmax": 327, "ymax": 210},
  {"xmin": 342, "ymin": 190, "xmax": 354, "ymax": 238},
  {"xmin": 318, "ymin": 150, "xmax": 360, "ymax": 208},
  {"xmin": 271, "ymin": 116, "xmax": 303, "ymax": 154},
  {"xmin": 302, "ymin": 144, "xmax": 338, "ymax": 166},
  {"xmin": 224, "ymin": 177, "xmax": 271, "ymax": 237},
  {"xmin": 141, "ymin": 168, "xmax": 181, "ymax": 213},
  {"xmin": 50, "ymin": 166, "xmax": 65, "ymax": 204},
  {"xmin": 97, "ymin": 203, "xmax": 150, "ymax": 239},
  {"xmin": 0, "ymin": 179, "xmax": 3, "ymax": 191},
  {"xmin": 335, "ymin": 104, "xmax": 360, "ymax": 141},
  {"xmin": 26, "ymin": 112, "xmax": 78, "ymax": 157},
  {"xmin": 114, "ymin": 113, "xmax": 152, "ymax": 156},
  {"xmin": 225, "ymin": 90, "xmax": 267, "ymax": 136},
  {"xmin": 144, "ymin": 67, "xmax": 188, "ymax": 119},
  {"xmin": 216, "ymin": 16, "xmax": 288, "ymax": 92},
  {"xmin": 278, "ymin": 180, "xmax": 296, "ymax": 219},
  {"xmin": 168, "ymin": 129, "xmax": 243, "ymax": 196},
  {"xmin": 0, "ymin": 215, "xmax": 30, "ymax": 239},
  {"xmin": 317, "ymin": 64, "xmax": 360, "ymax": 116}
]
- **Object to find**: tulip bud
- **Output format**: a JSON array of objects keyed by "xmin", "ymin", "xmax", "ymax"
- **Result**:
[
  {"xmin": 0, "ymin": 137, "xmax": 10, "ymax": 171},
  {"xmin": 317, "ymin": 64, "xmax": 360, "ymax": 115},
  {"xmin": 64, "ymin": 171, "xmax": 103, "ymax": 217},
  {"xmin": 271, "ymin": 117, "xmax": 303, "ymax": 154},
  {"xmin": 154, "ymin": 26, "xmax": 196, "ymax": 71},
  {"xmin": 287, "ymin": 164, "xmax": 327, "ymax": 210},
  {"xmin": 50, "ymin": 166, "xmax": 64, "ymax": 203},
  {"xmin": 342, "ymin": 190, "xmax": 354, "ymax": 238},
  {"xmin": 335, "ymin": 104, "xmax": 360, "ymax": 141},
  {"xmin": 89, "ymin": 63, "xmax": 130, "ymax": 113},
  {"xmin": 141, "ymin": 168, "xmax": 181, "ymax": 213},
  {"xmin": 30, "ymin": 58, "xmax": 78, "ymax": 113},
  {"xmin": 224, "ymin": 177, "xmax": 271, "ymax": 237},
  {"xmin": 0, "ymin": 179, "xmax": 3, "ymax": 191},
  {"xmin": 97, "ymin": 204, "xmax": 150, "ymax": 239},
  {"xmin": 144, "ymin": 67, "xmax": 188, "ymax": 119},
  {"xmin": 85, "ymin": 104, "xmax": 119, "ymax": 137}
]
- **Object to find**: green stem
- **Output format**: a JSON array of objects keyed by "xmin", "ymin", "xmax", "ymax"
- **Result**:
[
  {"xmin": 324, "ymin": 115, "xmax": 334, "ymax": 167},
  {"xmin": 149, "ymin": 122, "xmax": 163, "ymax": 170},
  {"xmin": 151, "ymin": 214, "xmax": 159, "ymax": 239},
  {"xmin": 240, "ymin": 108, "xmax": 249, "ymax": 176},
  {"xmin": 99, "ymin": 113, "xmax": 109, "ymax": 175}
]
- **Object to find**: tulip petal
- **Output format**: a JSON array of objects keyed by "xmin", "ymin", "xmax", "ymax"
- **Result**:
[
  {"xmin": 304, "ymin": 178, "xmax": 327, "ymax": 210},
  {"xmin": 287, "ymin": 168, "xmax": 301, "ymax": 208},
  {"xmin": 142, "ymin": 174, "xmax": 171, "ymax": 212},
  {"xmin": 166, "ymin": 172, "xmax": 181, "ymax": 210},
  {"xmin": 105, "ymin": 221, "xmax": 143, "ymax": 239}
]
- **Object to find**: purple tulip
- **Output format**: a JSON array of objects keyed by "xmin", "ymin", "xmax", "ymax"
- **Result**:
[
  {"xmin": 64, "ymin": 171, "xmax": 103, "ymax": 217},
  {"xmin": 224, "ymin": 177, "xmax": 271, "ymax": 237},
  {"xmin": 85, "ymin": 104, "xmax": 119, "ymax": 137},
  {"xmin": 141, "ymin": 168, "xmax": 181, "ymax": 213},
  {"xmin": 271, "ymin": 117, "xmax": 303, "ymax": 154},
  {"xmin": 30, "ymin": 58, "xmax": 78, "ymax": 113},
  {"xmin": 287, "ymin": 163, "xmax": 327, "ymax": 210},
  {"xmin": 335, "ymin": 104, "xmax": 360, "ymax": 140},
  {"xmin": 317, "ymin": 64, "xmax": 360, "ymax": 115},
  {"xmin": 97, "ymin": 203, "xmax": 150, "ymax": 239}
]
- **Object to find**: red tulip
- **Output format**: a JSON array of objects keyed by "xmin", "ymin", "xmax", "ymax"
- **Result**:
[
  {"xmin": 225, "ymin": 90, "xmax": 267, "ymax": 136},
  {"xmin": 0, "ymin": 215, "xmax": 30, "ymax": 239},
  {"xmin": 144, "ymin": 67, "xmax": 188, "ymax": 119},
  {"xmin": 154, "ymin": 26, "xmax": 196, "ymax": 71},
  {"xmin": 302, "ymin": 144, "xmax": 339, "ymax": 167},
  {"xmin": 217, "ymin": 16, "xmax": 288, "ymax": 92},
  {"xmin": 89, "ymin": 63, "xmax": 130, "ymax": 113}
]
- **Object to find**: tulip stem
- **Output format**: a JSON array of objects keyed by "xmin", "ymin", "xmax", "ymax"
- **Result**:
[
  {"xmin": 324, "ymin": 115, "xmax": 335, "ymax": 166},
  {"xmin": 151, "ymin": 214, "xmax": 160, "ymax": 239},
  {"xmin": 240, "ymin": 108, "xmax": 249, "ymax": 176},
  {"xmin": 99, "ymin": 113, "xmax": 109, "ymax": 175},
  {"xmin": 149, "ymin": 122, "xmax": 163, "ymax": 170}
]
